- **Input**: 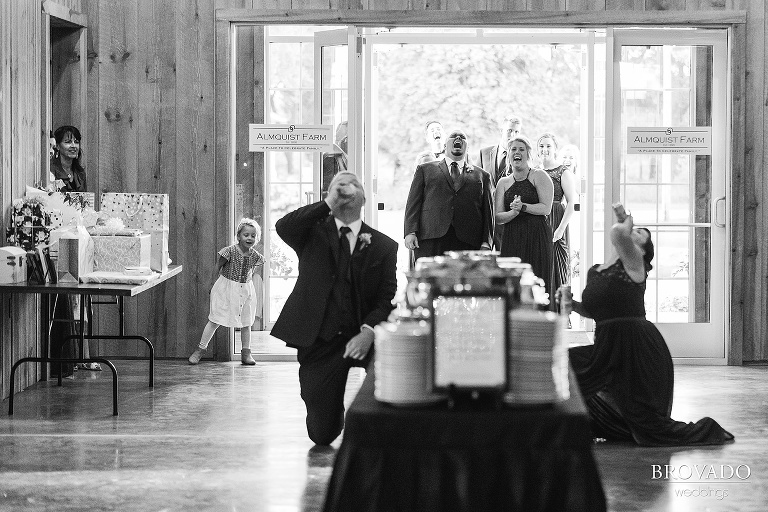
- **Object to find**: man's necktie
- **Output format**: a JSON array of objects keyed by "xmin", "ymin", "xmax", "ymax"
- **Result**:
[
  {"xmin": 499, "ymin": 151, "xmax": 507, "ymax": 176},
  {"xmin": 338, "ymin": 226, "xmax": 352, "ymax": 276},
  {"xmin": 450, "ymin": 162, "xmax": 461, "ymax": 191}
]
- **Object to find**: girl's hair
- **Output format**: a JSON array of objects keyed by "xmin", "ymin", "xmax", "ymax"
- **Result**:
[
  {"xmin": 236, "ymin": 217, "xmax": 262, "ymax": 242},
  {"xmin": 637, "ymin": 227, "xmax": 654, "ymax": 273}
]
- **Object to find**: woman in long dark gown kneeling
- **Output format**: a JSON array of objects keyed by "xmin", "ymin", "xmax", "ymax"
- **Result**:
[{"xmin": 558, "ymin": 207, "xmax": 734, "ymax": 447}]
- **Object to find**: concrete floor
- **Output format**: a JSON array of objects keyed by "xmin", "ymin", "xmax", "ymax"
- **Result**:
[{"xmin": 0, "ymin": 359, "xmax": 767, "ymax": 512}]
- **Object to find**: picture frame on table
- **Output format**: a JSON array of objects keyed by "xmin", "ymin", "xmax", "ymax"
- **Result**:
[{"xmin": 428, "ymin": 290, "xmax": 510, "ymax": 395}]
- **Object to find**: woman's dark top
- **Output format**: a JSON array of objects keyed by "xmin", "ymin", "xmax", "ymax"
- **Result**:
[
  {"xmin": 500, "ymin": 171, "xmax": 553, "ymax": 294},
  {"xmin": 546, "ymin": 165, "xmax": 570, "ymax": 310},
  {"xmin": 50, "ymin": 156, "xmax": 87, "ymax": 192},
  {"xmin": 569, "ymin": 260, "xmax": 734, "ymax": 446}
]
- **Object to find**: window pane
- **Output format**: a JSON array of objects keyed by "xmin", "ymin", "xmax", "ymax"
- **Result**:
[
  {"xmin": 269, "ymin": 152, "xmax": 300, "ymax": 182},
  {"xmin": 269, "ymin": 184, "xmax": 301, "ymax": 229},
  {"xmin": 269, "ymin": 276, "xmax": 297, "ymax": 323},
  {"xmin": 656, "ymin": 229, "xmax": 690, "ymax": 279},
  {"xmin": 269, "ymin": 90, "xmax": 300, "ymax": 124},
  {"xmin": 624, "ymin": 184, "xmax": 657, "ymax": 224},
  {"xmin": 659, "ymin": 185, "xmax": 690, "ymax": 223},
  {"xmin": 269, "ymin": 43, "xmax": 300, "ymax": 88},
  {"xmin": 300, "ymin": 42, "xmax": 314, "ymax": 88}
]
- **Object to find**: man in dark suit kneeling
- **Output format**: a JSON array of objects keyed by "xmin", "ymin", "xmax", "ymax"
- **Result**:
[{"xmin": 271, "ymin": 171, "xmax": 398, "ymax": 446}]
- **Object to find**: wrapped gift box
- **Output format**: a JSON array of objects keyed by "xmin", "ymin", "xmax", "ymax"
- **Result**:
[
  {"xmin": 0, "ymin": 246, "xmax": 27, "ymax": 283},
  {"xmin": 100, "ymin": 193, "xmax": 169, "ymax": 232},
  {"xmin": 92, "ymin": 234, "xmax": 151, "ymax": 272},
  {"xmin": 53, "ymin": 226, "xmax": 94, "ymax": 283},
  {"xmin": 150, "ymin": 229, "xmax": 169, "ymax": 272}
]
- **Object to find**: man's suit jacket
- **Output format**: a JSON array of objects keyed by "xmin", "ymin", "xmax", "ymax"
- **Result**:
[
  {"xmin": 403, "ymin": 159, "xmax": 493, "ymax": 249},
  {"xmin": 477, "ymin": 145, "xmax": 507, "ymax": 187},
  {"xmin": 271, "ymin": 201, "xmax": 398, "ymax": 348}
]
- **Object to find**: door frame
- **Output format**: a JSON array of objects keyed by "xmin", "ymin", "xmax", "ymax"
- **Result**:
[
  {"xmin": 214, "ymin": 9, "xmax": 746, "ymax": 364},
  {"xmin": 606, "ymin": 28, "xmax": 730, "ymax": 364}
]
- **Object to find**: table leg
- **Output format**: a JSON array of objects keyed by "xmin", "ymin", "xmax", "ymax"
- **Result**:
[
  {"xmin": 9, "ymin": 357, "xmax": 119, "ymax": 416},
  {"xmin": 41, "ymin": 295, "xmax": 50, "ymax": 382}
]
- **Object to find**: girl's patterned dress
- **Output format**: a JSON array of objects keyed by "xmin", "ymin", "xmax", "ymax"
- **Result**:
[{"xmin": 209, "ymin": 244, "xmax": 265, "ymax": 327}]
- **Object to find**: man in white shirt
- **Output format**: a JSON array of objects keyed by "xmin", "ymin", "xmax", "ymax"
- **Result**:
[
  {"xmin": 476, "ymin": 115, "xmax": 523, "ymax": 250},
  {"xmin": 477, "ymin": 114, "xmax": 523, "ymax": 186},
  {"xmin": 414, "ymin": 120, "xmax": 445, "ymax": 166}
]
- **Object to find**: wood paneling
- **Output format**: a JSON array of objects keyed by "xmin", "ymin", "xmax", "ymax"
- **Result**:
[{"xmin": 1, "ymin": 0, "xmax": 43, "ymax": 399}]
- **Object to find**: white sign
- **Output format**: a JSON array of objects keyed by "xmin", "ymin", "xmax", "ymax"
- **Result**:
[
  {"xmin": 627, "ymin": 127, "xmax": 712, "ymax": 155},
  {"xmin": 432, "ymin": 296, "xmax": 507, "ymax": 390},
  {"xmin": 249, "ymin": 124, "xmax": 333, "ymax": 152}
]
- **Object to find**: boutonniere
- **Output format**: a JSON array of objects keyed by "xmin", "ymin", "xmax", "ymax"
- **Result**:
[
  {"xmin": 464, "ymin": 162, "xmax": 473, "ymax": 173},
  {"xmin": 358, "ymin": 233, "xmax": 372, "ymax": 250}
]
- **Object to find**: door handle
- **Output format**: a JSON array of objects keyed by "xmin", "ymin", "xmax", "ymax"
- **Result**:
[
  {"xmin": 378, "ymin": 202, "xmax": 384, "ymax": 211},
  {"xmin": 713, "ymin": 196, "xmax": 725, "ymax": 227}
]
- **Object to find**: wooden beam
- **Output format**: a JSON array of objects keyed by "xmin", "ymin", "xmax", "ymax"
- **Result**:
[{"xmin": 215, "ymin": 8, "xmax": 746, "ymax": 25}]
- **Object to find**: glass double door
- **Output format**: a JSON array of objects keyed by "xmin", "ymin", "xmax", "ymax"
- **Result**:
[{"xmin": 256, "ymin": 25, "xmax": 730, "ymax": 362}]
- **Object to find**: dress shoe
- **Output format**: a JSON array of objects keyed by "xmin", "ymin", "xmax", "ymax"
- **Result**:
[
  {"xmin": 188, "ymin": 348, "xmax": 204, "ymax": 365},
  {"xmin": 241, "ymin": 348, "xmax": 255, "ymax": 365}
]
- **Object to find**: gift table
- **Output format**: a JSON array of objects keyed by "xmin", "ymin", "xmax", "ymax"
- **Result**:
[
  {"xmin": 322, "ymin": 367, "xmax": 606, "ymax": 512},
  {"xmin": 3, "ymin": 265, "xmax": 182, "ymax": 416}
]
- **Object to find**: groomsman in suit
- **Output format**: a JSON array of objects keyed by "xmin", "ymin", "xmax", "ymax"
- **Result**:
[
  {"xmin": 477, "ymin": 114, "xmax": 523, "ymax": 186},
  {"xmin": 477, "ymin": 114, "xmax": 523, "ymax": 249},
  {"xmin": 414, "ymin": 120, "xmax": 445, "ymax": 166},
  {"xmin": 404, "ymin": 128, "xmax": 494, "ymax": 261},
  {"xmin": 272, "ymin": 172, "xmax": 398, "ymax": 446}
]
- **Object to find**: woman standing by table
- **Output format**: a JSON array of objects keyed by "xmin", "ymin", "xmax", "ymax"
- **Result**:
[
  {"xmin": 495, "ymin": 135, "xmax": 554, "ymax": 295},
  {"xmin": 49, "ymin": 125, "xmax": 100, "ymax": 372},
  {"xmin": 559, "ymin": 207, "xmax": 734, "ymax": 446},
  {"xmin": 538, "ymin": 133, "xmax": 577, "ymax": 314}
]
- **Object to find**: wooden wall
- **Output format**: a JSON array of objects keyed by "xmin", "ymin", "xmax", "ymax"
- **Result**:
[
  {"xmin": 0, "ymin": 0, "xmax": 45, "ymax": 400},
  {"xmin": 0, "ymin": 0, "xmax": 766, "ymax": 399}
]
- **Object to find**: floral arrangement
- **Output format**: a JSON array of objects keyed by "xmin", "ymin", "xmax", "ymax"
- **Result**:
[
  {"xmin": 6, "ymin": 197, "xmax": 52, "ymax": 251},
  {"xmin": 358, "ymin": 233, "xmax": 372, "ymax": 250}
]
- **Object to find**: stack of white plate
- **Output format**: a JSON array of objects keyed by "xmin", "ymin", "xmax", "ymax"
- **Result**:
[
  {"xmin": 504, "ymin": 309, "xmax": 570, "ymax": 405},
  {"xmin": 374, "ymin": 318, "xmax": 445, "ymax": 407}
]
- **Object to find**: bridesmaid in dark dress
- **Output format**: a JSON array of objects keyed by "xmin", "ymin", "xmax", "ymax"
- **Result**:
[
  {"xmin": 495, "ymin": 135, "xmax": 554, "ymax": 294},
  {"xmin": 538, "ymin": 133, "xmax": 577, "ymax": 314},
  {"xmin": 558, "ymin": 208, "xmax": 734, "ymax": 446}
]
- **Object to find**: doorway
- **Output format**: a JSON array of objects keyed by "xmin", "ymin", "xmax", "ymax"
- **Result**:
[{"xmin": 229, "ymin": 22, "xmax": 730, "ymax": 363}]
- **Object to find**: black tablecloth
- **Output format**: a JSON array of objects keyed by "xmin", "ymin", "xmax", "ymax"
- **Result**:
[{"xmin": 323, "ymin": 369, "xmax": 606, "ymax": 512}]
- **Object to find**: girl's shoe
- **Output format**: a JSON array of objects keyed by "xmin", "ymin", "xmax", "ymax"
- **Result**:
[
  {"xmin": 188, "ymin": 348, "xmax": 204, "ymax": 365},
  {"xmin": 76, "ymin": 362, "xmax": 102, "ymax": 371},
  {"xmin": 241, "ymin": 348, "xmax": 256, "ymax": 365}
]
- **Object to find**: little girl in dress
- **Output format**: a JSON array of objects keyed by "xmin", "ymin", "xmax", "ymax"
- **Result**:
[{"xmin": 189, "ymin": 218, "xmax": 265, "ymax": 365}]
